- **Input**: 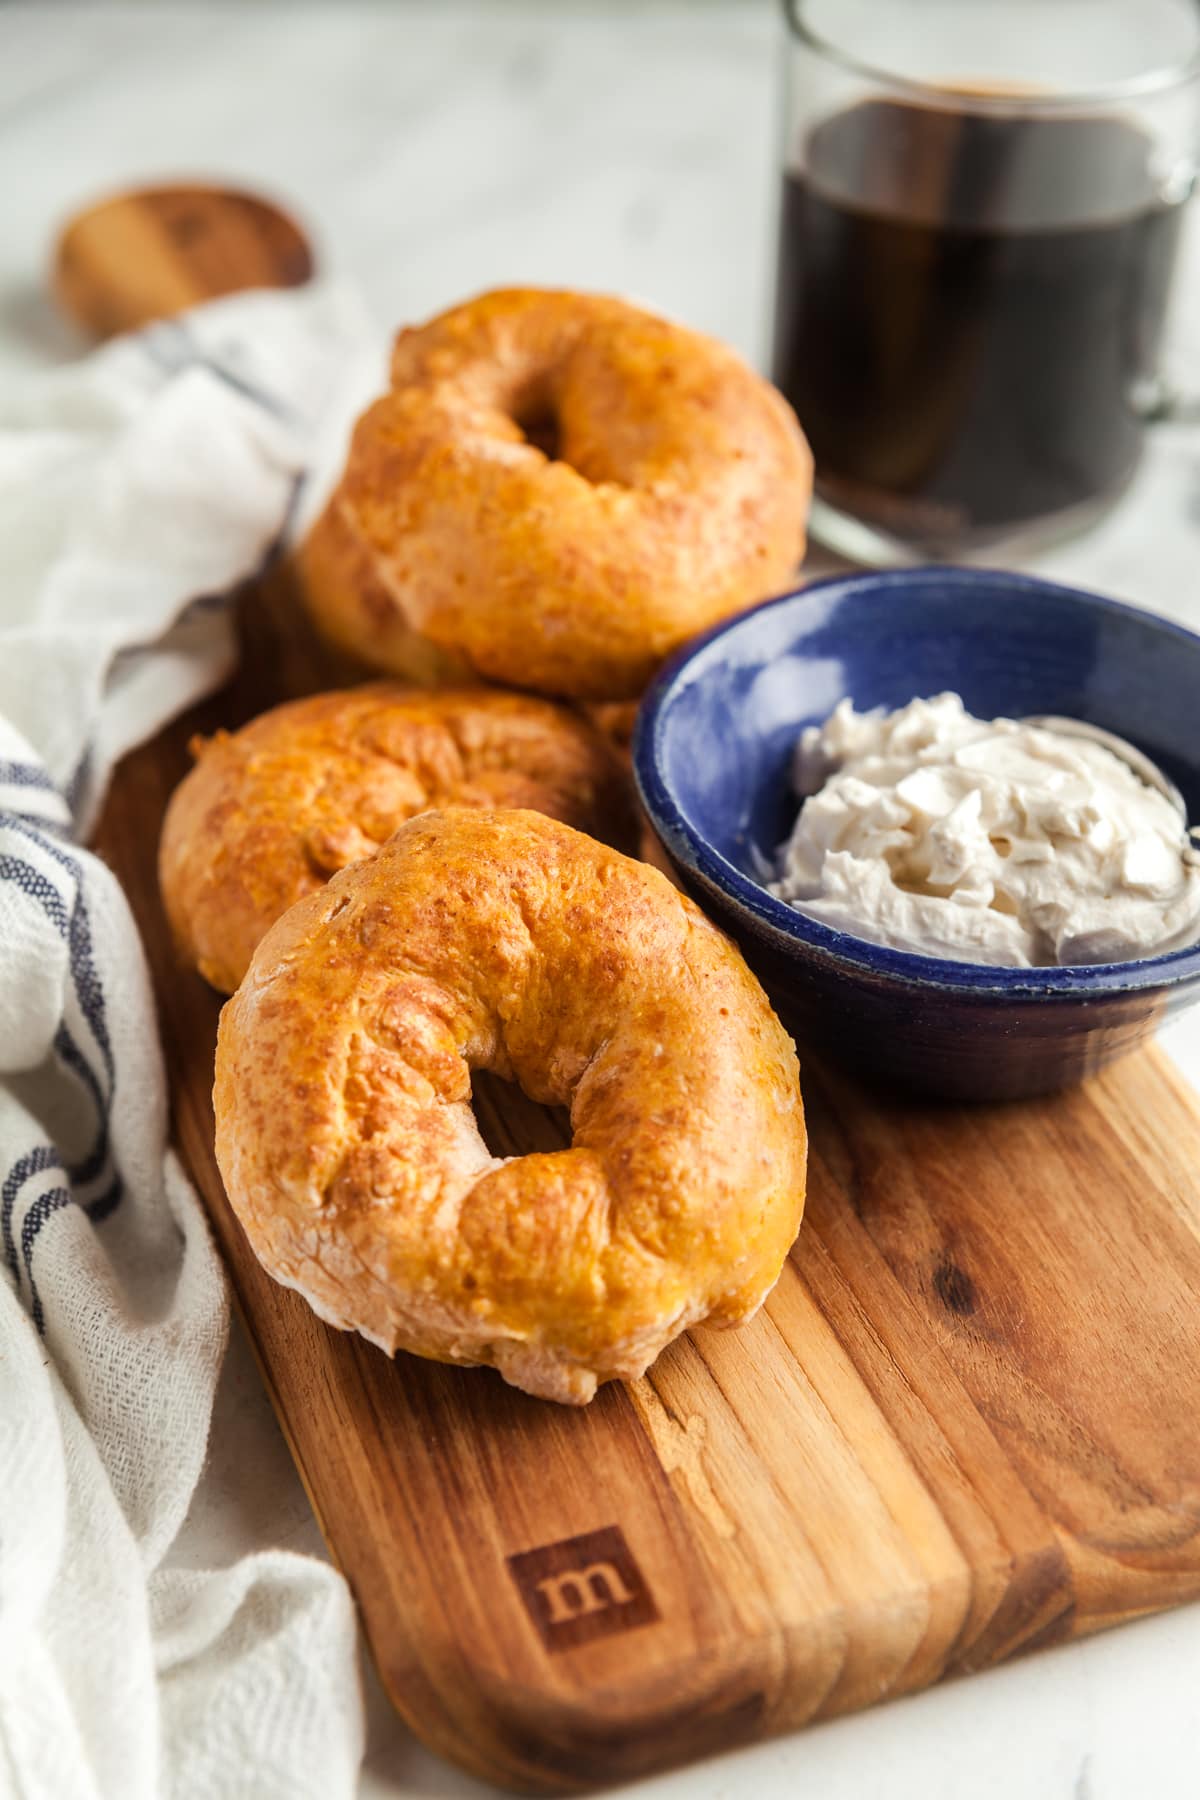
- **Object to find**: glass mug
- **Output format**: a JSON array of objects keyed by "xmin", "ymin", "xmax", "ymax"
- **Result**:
[{"xmin": 771, "ymin": 0, "xmax": 1200, "ymax": 563}]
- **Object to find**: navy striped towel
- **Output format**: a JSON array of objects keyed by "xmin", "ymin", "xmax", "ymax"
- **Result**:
[{"xmin": 0, "ymin": 284, "xmax": 373, "ymax": 1799}]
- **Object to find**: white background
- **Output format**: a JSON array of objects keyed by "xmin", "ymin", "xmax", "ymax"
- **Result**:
[{"xmin": 3, "ymin": 6, "xmax": 1199, "ymax": 1797}]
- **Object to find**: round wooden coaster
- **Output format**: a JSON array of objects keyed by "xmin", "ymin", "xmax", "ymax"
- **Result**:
[{"xmin": 53, "ymin": 182, "xmax": 315, "ymax": 338}]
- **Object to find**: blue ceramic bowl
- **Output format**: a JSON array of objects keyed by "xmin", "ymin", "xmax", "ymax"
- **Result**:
[{"xmin": 634, "ymin": 568, "xmax": 1200, "ymax": 1100}]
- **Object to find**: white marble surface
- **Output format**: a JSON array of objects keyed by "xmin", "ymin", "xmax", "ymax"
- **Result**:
[{"xmin": 3, "ymin": 5, "xmax": 1199, "ymax": 1797}]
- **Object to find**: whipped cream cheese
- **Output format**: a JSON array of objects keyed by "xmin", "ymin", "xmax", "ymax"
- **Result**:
[{"xmin": 771, "ymin": 693, "xmax": 1200, "ymax": 967}]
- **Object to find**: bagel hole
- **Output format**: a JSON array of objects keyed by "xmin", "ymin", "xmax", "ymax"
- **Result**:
[
  {"xmin": 511, "ymin": 376, "xmax": 563, "ymax": 462},
  {"xmin": 514, "ymin": 401, "xmax": 562, "ymax": 462},
  {"xmin": 471, "ymin": 1069, "xmax": 572, "ymax": 1159}
]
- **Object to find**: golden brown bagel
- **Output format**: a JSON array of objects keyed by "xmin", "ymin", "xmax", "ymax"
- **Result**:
[
  {"xmin": 159, "ymin": 683, "xmax": 632, "ymax": 994},
  {"xmin": 584, "ymin": 699, "xmax": 640, "ymax": 758},
  {"xmin": 213, "ymin": 808, "xmax": 807, "ymax": 1404},
  {"xmin": 295, "ymin": 501, "xmax": 475, "ymax": 686},
  {"xmin": 302, "ymin": 288, "xmax": 812, "ymax": 700}
]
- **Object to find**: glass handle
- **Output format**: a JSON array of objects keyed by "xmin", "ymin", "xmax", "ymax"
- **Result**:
[
  {"xmin": 1141, "ymin": 161, "xmax": 1197, "ymax": 425},
  {"xmin": 1147, "ymin": 388, "xmax": 1200, "ymax": 425},
  {"xmin": 1156, "ymin": 156, "xmax": 1197, "ymax": 207}
]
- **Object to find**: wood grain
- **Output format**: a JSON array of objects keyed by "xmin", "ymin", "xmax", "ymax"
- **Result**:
[
  {"xmin": 53, "ymin": 184, "xmax": 314, "ymax": 339},
  {"xmin": 92, "ymin": 564, "xmax": 1200, "ymax": 1793}
]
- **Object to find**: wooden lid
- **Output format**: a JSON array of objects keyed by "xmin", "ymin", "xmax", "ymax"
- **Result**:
[{"xmin": 53, "ymin": 183, "xmax": 315, "ymax": 339}]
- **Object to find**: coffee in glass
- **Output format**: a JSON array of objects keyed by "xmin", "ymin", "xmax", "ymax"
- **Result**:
[{"xmin": 773, "ymin": 1, "xmax": 1200, "ymax": 561}]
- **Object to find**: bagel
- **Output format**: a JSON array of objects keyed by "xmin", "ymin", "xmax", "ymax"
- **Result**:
[
  {"xmin": 301, "ymin": 288, "xmax": 812, "ymax": 701},
  {"xmin": 213, "ymin": 808, "xmax": 807, "ymax": 1404},
  {"xmin": 159, "ymin": 683, "xmax": 632, "ymax": 994},
  {"xmin": 295, "ymin": 500, "xmax": 474, "ymax": 687},
  {"xmin": 585, "ymin": 699, "xmax": 640, "ymax": 758}
]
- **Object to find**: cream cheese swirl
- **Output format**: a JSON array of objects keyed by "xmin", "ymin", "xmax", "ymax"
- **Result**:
[{"xmin": 771, "ymin": 693, "xmax": 1200, "ymax": 967}]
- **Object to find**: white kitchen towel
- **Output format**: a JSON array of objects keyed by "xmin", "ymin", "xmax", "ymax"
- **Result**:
[{"xmin": 0, "ymin": 283, "xmax": 379, "ymax": 1800}]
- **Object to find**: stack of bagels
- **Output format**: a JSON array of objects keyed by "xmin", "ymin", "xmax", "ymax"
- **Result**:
[{"xmin": 161, "ymin": 287, "xmax": 813, "ymax": 1405}]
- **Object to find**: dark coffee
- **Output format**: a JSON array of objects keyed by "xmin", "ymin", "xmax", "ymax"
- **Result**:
[{"xmin": 771, "ymin": 100, "xmax": 1184, "ymax": 548}]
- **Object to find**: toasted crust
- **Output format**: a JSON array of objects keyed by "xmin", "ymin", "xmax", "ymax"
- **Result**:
[
  {"xmin": 213, "ymin": 808, "xmax": 807, "ymax": 1403},
  {"xmin": 294, "ymin": 501, "xmax": 476, "ymax": 687},
  {"xmin": 300, "ymin": 288, "xmax": 812, "ymax": 700},
  {"xmin": 159, "ymin": 683, "xmax": 633, "ymax": 994}
]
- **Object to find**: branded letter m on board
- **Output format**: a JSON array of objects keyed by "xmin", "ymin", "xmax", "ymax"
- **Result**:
[{"xmin": 507, "ymin": 1525, "xmax": 659, "ymax": 1650}]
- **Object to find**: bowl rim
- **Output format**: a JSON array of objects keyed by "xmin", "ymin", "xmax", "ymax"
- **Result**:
[{"xmin": 633, "ymin": 566, "xmax": 1200, "ymax": 999}]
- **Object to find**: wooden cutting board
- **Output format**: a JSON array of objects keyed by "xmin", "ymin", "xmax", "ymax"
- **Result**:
[{"xmin": 91, "ymin": 563, "xmax": 1200, "ymax": 1793}]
